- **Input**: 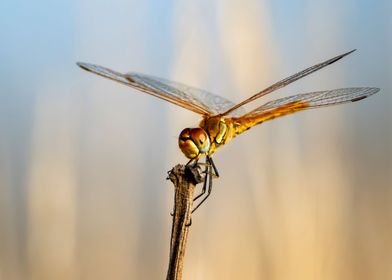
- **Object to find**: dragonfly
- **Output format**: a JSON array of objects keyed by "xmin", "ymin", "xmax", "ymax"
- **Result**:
[{"xmin": 77, "ymin": 49, "xmax": 379, "ymax": 212}]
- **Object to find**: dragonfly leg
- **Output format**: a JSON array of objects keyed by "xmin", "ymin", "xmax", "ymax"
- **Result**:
[
  {"xmin": 208, "ymin": 156, "xmax": 220, "ymax": 178},
  {"xmin": 167, "ymin": 158, "xmax": 198, "ymax": 179},
  {"xmin": 193, "ymin": 159, "xmax": 210, "ymax": 202},
  {"xmin": 186, "ymin": 158, "xmax": 199, "ymax": 167},
  {"xmin": 192, "ymin": 162, "xmax": 213, "ymax": 213}
]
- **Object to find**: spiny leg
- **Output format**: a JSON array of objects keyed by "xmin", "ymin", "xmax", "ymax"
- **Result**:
[
  {"xmin": 192, "ymin": 157, "xmax": 214, "ymax": 213},
  {"xmin": 208, "ymin": 156, "xmax": 219, "ymax": 178},
  {"xmin": 167, "ymin": 157, "xmax": 198, "ymax": 179},
  {"xmin": 186, "ymin": 158, "xmax": 198, "ymax": 167},
  {"xmin": 193, "ymin": 158, "xmax": 210, "ymax": 202},
  {"xmin": 191, "ymin": 168, "xmax": 212, "ymax": 213}
]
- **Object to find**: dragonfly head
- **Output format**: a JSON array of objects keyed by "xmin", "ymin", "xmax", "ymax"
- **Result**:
[{"xmin": 178, "ymin": 128, "xmax": 211, "ymax": 159}]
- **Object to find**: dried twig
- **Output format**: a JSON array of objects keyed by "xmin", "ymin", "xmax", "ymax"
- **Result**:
[{"xmin": 166, "ymin": 164, "xmax": 203, "ymax": 280}]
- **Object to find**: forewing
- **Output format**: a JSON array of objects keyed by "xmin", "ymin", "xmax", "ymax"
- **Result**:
[
  {"xmin": 125, "ymin": 72, "xmax": 244, "ymax": 116},
  {"xmin": 77, "ymin": 62, "xmax": 241, "ymax": 116},
  {"xmin": 240, "ymin": 87, "xmax": 379, "ymax": 122},
  {"xmin": 222, "ymin": 49, "xmax": 356, "ymax": 116}
]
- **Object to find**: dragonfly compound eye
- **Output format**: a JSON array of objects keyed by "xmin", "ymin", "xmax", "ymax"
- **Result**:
[{"xmin": 178, "ymin": 128, "xmax": 211, "ymax": 159}]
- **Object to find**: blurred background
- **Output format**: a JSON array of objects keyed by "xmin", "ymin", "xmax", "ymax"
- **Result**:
[{"xmin": 0, "ymin": 0, "xmax": 391, "ymax": 279}]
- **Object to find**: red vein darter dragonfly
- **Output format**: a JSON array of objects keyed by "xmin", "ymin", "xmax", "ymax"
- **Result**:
[{"xmin": 77, "ymin": 50, "xmax": 379, "ymax": 212}]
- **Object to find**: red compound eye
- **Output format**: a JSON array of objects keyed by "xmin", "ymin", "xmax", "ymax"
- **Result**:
[
  {"xmin": 178, "ymin": 128, "xmax": 210, "ymax": 159},
  {"xmin": 179, "ymin": 128, "xmax": 191, "ymax": 141}
]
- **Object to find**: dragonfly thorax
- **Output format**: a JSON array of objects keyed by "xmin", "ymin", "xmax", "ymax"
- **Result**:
[
  {"xmin": 178, "ymin": 128, "xmax": 211, "ymax": 159},
  {"xmin": 199, "ymin": 116, "xmax": 237, "ymax": 154}
]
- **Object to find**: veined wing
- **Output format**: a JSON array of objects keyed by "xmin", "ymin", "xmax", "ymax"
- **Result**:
[
  {"xmin": 233, "ymin": 87, "xmax": 379, "ymax": 134},
  {"xmin": 222, "ymin": 49, "xmax": 356, "ymax": 116},
  {"xmin": 77, "ymin": 62, "xmax": 242, "ymax": 116}
]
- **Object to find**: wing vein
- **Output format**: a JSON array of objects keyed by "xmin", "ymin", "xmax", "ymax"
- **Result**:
[{"xmin": 222, "ymin": 49, "xmax": 356, "ymax": 116}]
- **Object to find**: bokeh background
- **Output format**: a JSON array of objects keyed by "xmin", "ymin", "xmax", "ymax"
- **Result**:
[{"xmin": 0, "ymin": 1, "xmax": 391, "ymax": 279}]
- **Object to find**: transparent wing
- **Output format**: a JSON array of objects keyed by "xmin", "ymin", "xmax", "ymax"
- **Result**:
[
  {"xmin": 222, "ymin": 49, "xmax": 356, "ymax": 116},
  {"xmin": 77, "ymin": 62, "xmax": 243, "ymax": 116},
  {"xmin": 239, "ymin": 87, "xmax": 379, "ymax": 120}
]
